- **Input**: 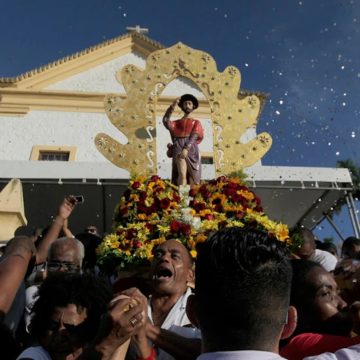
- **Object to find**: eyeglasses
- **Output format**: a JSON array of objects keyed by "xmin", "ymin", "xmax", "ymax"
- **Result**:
[
  {"xmin": 47, "ymin": 319, "xmax": 88, "ymax": 335},
  {"xmin": 47, "ymin": 261, "xmax": 80, "ymax": 273}
]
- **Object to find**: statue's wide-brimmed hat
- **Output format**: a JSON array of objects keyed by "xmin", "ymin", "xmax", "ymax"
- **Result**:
[{"xmin": 178, "ymin": 94, "xmax": 199, "ymax": 110}]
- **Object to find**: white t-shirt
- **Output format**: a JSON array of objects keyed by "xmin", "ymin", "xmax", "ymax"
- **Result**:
[
  {"xmin": 311, "ymin": 249, "xmax": 338, "ymax": 272},
  {"xmin": 304, "ymin": 343, "xmax": 360, "ymax": 359}
]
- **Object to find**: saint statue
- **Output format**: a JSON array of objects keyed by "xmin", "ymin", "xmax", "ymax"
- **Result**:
[{"xmin": 163, "ymin": 94, "xmax": 204, "ymax": 186}]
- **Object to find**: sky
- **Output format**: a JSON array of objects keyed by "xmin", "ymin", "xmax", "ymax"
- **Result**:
[{"xmin": 1, "ymin": 0, "xmax": 359, "ymax": 244}]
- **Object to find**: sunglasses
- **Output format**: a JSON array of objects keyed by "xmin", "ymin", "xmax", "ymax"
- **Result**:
[
  {"xmin": 47, "ymin": 319, "xmax": 88, "ymax": 335},
  {"xmin": 47, "ymin": 261, "xmax": 80, "ymax": 273}
]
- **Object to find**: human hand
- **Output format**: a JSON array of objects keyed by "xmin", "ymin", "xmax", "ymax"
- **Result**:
[
  {"xmin": 107, "ymin": 294, "xmax": 146, "ymax": 341},
  {"xmin": 171, "ymin": 97, "xmax": 180, "ymax": 108},
  {"xmin": 58, "ymin": 197, "xmax": 76, "ymax": 220}
]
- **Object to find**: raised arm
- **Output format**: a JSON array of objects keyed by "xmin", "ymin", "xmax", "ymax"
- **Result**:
[
  {"xmin": 163, "ymin": 98, "xmax": 179, "ymax": 130},
  {"xmin": 35, "ymin": 197, "xmax": 76, "ymax": 264},
  {"xmin": 0, "ymin": 236, "xmax": 35, "ymax": 318}
]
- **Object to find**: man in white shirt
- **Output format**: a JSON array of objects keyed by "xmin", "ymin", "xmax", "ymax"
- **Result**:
[
  {"xmin": 129, "ymin": 239, "xmax": 201, "ymax": 360},
  {"xmin": 294, "ymin": 227, "xmax": 337, "ymax": 272},
  {"xmin": 186, "ymin": 227, "xmax": 297, "ymax": 360}
]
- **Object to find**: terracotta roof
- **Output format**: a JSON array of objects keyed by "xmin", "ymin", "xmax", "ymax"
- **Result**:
[{"xmin": 0, "ymin": 32, "xmax": 165, "ymax": 85}]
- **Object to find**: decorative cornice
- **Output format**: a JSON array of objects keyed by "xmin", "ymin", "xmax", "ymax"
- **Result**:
[
  {"xmin": 0, "ymin": 32, "xmax": 164, "ymax": 86},
  {"xmin": 0, "ymin": 88, "xmax": 266, "ymax": 118}
]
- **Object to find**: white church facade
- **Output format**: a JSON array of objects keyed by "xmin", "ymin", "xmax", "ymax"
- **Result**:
[{"xmin": 0, "ymin": 31, "xmax": 355, "ymax": 238}]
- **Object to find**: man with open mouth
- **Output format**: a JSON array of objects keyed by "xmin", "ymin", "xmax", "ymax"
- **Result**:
[{"xmin": 129, "ymin": 239, "xmax": 201, "ymax": 360}]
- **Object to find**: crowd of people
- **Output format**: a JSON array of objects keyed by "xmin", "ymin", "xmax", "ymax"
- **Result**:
[{"xmin": 2, "ymin": 196, "xmax": 360, "ymax": 360}]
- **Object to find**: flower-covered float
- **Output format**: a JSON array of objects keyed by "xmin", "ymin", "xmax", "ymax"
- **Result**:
[{"xmin": 97, "ymin": 175, "xmax": 290, "ymax": 274}]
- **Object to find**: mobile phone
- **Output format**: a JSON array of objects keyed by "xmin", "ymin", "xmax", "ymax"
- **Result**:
[{"xmin": 68, "ymin": 195, "xmax": 84, "ymax": 204}]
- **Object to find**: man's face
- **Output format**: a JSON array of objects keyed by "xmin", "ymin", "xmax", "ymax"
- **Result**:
[
  {"xmin": 85, "ymin": 226, "xmax": 99, "ymax": 236},
  {"xmin": 48, "ymin": 242, "xmax": 81, "ymax": 273},
  {"xmin": 295, "ymin": 233, "xmax": 316, "ymax": 260},
  {"xmin": 296, "ymin": 242, "xmax": 315, "ymax": 260},
  {"xmin": 307, "ymin": 266, "xmax": 352, "ymax": 335},
  {"xmin": 342, "ymin": 244, "xmax": 360, "ymax": 260},
  {"xmin": 151, "ymin": 240, "xmax": 194, "ymax": 296},
  {"xmin": 44, "ymin": 304, "xmax": 88, "ymax": 360},
  {"xmin": 182, "ymin": 100, "xmax": 194, "ymax": 114}
]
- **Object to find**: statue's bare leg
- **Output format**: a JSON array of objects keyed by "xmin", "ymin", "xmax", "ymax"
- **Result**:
[{"xmin": 176, "ymin": 157, "xmax": 188, "ymax": 186}]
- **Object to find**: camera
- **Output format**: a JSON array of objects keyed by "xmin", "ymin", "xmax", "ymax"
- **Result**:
[{"xmin": 68, "ymin": 195, "xmax": 84, "ymax": 204}]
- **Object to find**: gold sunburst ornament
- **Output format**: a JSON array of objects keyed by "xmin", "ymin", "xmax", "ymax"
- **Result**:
[{"xmin": 95, "ymin": 42, "xmax": 272, "ymax": 175}]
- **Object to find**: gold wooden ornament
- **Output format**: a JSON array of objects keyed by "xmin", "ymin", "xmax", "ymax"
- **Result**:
[{"xmin": 95, "ymin": 42, "xmax": 272, "ymax": 175}]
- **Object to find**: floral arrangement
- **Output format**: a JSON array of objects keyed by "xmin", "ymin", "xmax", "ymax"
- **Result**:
[{"xmin": 97, "ymin": 175, "xmax": 290, "ymax": 273}]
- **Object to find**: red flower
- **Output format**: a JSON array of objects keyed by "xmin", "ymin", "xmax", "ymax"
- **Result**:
[
  {"xmin": 170, "ymin": 220, "xmax": 181, "ymax": 233},
  {"xmin": 119, "ymin": 206, "xmax": 129, "ymax": 216},
  {"xmin": 193, "ymin": 202, "xmax": 206, "ymax": 212},
  {"xmin": 160, "ymin": 198, "xmax": 170, "ymax": 209},
  {"xmin": 202, "ymin": 190, "xmax": 211, "ymax": 199},
  {"xmin": 223, "ymin": 188, "xmax": 236, "ymax": 197},
  {"xmin": 116, "ymin": 228, "xmax": 124, "ymax": 235},
  {"xmin": 235, "ymin": 211, "xmax": 245, "ymax": 219},
  {"xmin": 173, "ymin": 193, "xmax": 181, "ymax": 202},
  {"xmin": 139, "ymin": 191, "xmax": 147, "ymax": 201},
  {"xmin": 149, "ymin": 204, "xmax": 158, "ymax": 214},
  {"xmin": 126, "ymin": 228, "xmax": 137, "ymax": 239},
  {"xmin": 189, "ymin": 189, "xmax": 196, "ymax": 197},
  {"xmin": 132, "ymin": 181, "xmax": 141, "ymax": 190},
  {"xmin": 204, "ymin": 213, "xmax": 215, "ymax": 220},
  {"xmin": 227, "ymin": 181, "xmax": 239, "ymax": 189},
  {"xmin": 138, "ymin": 205, "xmax": 147, "ymax": 214},
  {"xmin": 145, "ymin": 222, "xmax": 155, "ymax": 232},
  {"xmin": 133, "ymin": 240, "xmax": 142, "ymax": 249},
  {"xmin": 232, "ymin": 193, "xmax": 243, "ymax": 203},
  {"xmin": 180, "ymin": 223, "xmax": 191, "ymax": 236},
  {"xmin": 150, "ymin": 175, "xmax": 161, "ymax": 182}
]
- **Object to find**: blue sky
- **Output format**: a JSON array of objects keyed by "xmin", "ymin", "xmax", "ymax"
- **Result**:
[{"xmin": 1, "ymin": 0, "xmax": 359, "ymax": 243}]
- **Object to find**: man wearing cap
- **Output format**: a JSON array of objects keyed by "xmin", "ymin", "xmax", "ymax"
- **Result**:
[{"xmin": 163, "ymin": 94, "xmax": 204, "ymax": 186}]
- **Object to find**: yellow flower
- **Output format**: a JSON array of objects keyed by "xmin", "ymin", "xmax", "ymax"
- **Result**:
[
  {"xmin": 195, "ymin": 233, "xmax": 207, "ymax": 243},
  {"xmin": 145, "ymin": 198, "xmax": 154, "ymax": 207},
  {"xmin": 201, "ymin": 220, "xmax": 219, "ymax": 231},
  {"xmin": 211, "ymin": 193, "xmax": 227, "ymax": 206},
  {"xmin": 190, "ymin": 250, "xmax": 197, "ymax": 258},
  {"xmin": 237, "ymin": 190, "xmax": 255, "ymax": 201},
  {"xmin": 198, "ymin": 209, "xmax": 212, "ymax": 217},
  {"xmin": 130, "ymin": 194, "xmax": 139, "ymax": 201}
]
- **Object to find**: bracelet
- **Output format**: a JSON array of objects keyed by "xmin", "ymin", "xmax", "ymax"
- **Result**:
[{"xmin": 137, "ymin": 348, "xmax": 156, "ymax": 360}]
